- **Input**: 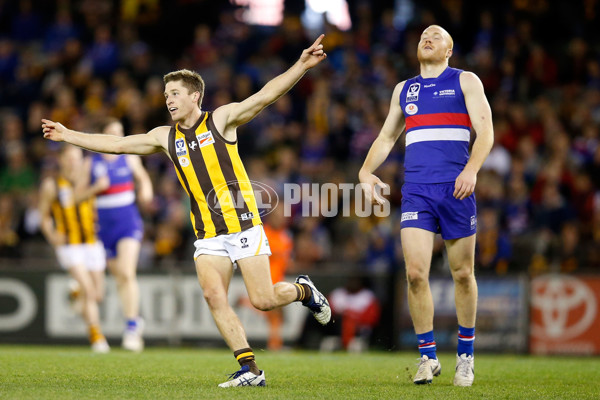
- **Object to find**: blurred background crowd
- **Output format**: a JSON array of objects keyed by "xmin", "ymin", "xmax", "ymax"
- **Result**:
[{"xmin": 0, "ymin": 0, "xmax": 599, "ymax": 281}]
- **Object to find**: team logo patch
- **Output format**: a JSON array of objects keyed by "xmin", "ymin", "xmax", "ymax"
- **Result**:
[
  {"xmin": 406, "ymin": 83, "xmax": 420, "ymax": 102},
  {"xmin": 175, "ymin": 138, "xmax": 187, "ymax": 157},
  {"xmin": 196, "ymin": 131, "xmax": 215, "ymax": 148},
  {"xmin": 405, "ymin": 103, "xmax": 418, "ymax": 115},
  {"xmin": 401, "ymin": 211, "xmax": 418, "ymax": 222},
  {"xmin": 179, "ymin": 157, "xmax": 190, "ymax": 167}
]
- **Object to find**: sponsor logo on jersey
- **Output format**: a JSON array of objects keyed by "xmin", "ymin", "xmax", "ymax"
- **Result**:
[
  {"xmin": 470, "ymin": 215, "xmax": 476, "ymax": 229},
  {"xmin": 405, "ymin": 103, "xmax": 418, "ymax": 115},
  {"xmin": 438, "ymin": 89, "xmax": 455, "ymax": 96},
  {"xmin": 197, "ymin": 131, "xmax": 215, "ymax": 148},
  {"xmin": 175, "ymin": 138, "xmax": 187, "ymax": 157},
  {"xmin": 406, "ymin": 83, "xmax": 420, "ymax": 102},
  {"xmin": 240, "ymin": 212, "xmax": 254, "ymax": 221},
  {"xmin": 179, "ymin": 157, "xmax": 190, "ymax": 167},
  {"xmin": 401, "ymin": 211, "xmax": 418, "ymax": 222},
  {"xmin": 424, "ymin": 83, "xmax": 436, "ymax": 88}
]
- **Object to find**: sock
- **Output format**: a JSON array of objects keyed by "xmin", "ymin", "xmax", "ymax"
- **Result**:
[
  {"xmin": 234, "ymin": 347, "xmax": 260, "ymax": 375},
  {"xmin": 417, "ymin": 330, "xmax": 437, "ymax": 360},
  {"xmin": 294, "ymin": 283, "xmax": 313, "ymax": 305},
  {"xmin": 457, "ymin": 325, "xmax": 475, "ymax": 357},
  {"xmin": 126, "ymin": 319, "xmax": 138, "ymax": 331},
  {"xmin": 89, "ymin": 324, "xmax": 104, "ymax": 344}
]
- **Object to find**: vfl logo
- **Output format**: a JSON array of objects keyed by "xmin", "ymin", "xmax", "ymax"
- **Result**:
[
  {"xmin": 406, "ymin": 83, "xmax": 420, "ymax": 102},
  {"xmin": 240, "ymin": 237, "xmax": 249, "ymax": 249},
  {"xmin": 470, "ymin": 215, "xmax": 476, "ymax": 230},
  {"xmin": 401, "ymin": 212, "xmax": 418, "ymax": 222},
  {"xmin": 531, "ymin": 275, "xmax": 597, "ymax": 340},
  {"xmin": 189, "ymin": 141, "xmax": 198, "ymax": 151},
  {"xmin": 196, "ymin": 131, "xmax": 215, "ymax": 148},
  {"xmin": 175, "ymin": 138, "xmax": 187, "ymax": 157}
]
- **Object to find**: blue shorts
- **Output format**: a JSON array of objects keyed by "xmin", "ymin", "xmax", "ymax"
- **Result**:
[
  {"xmin": 97, "ymin": 205, "xmax": 143, "ymax": 259},
  {"xmin": 400, "ymin": 182, "xmax": 477, "ymax": 240}
]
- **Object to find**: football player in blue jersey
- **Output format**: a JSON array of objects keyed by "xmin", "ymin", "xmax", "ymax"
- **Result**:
[{"xmin": 359, "ymin": 25, "xmax": 494, "ymax": 387}]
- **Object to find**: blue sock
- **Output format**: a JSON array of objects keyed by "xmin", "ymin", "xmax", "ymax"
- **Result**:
[
  {"xmin": 126, "ymin": 319, "xmax": 138, "ymax": 330},
  {"xmin": 457, "ymin": 325, "xmax": 475, "ymax": 356},
  {"xmin": 417, "ymin": 330, "xmax": 437, "ymax": 359}
]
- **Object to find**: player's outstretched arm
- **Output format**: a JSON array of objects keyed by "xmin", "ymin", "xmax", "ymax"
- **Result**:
[
  {"xmin": 42, "ymin": 119, "xmax": 169, "ymax": 156},
  {"xmin": 213, "ymin": 34, "xmax": 327, "ymax": 134},
  {"xmin": 358, "ymin": 81, "xmax": 406, "ymax": 205},
  {"xmin": 453, "ymin": 72, "xmax": 494, "ymax": 200}
]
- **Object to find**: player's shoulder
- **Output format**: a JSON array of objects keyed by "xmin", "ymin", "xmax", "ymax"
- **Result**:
[
  {"xmin": 394, "ymin": 80, "xmax": 409, "ymax": 95},
  {"xmin": 148, "ymin": 125, "xmax": 171, "ymax": 136},
  {"xmin": 40, "ymin": 175, "xmax": 58, "ymax": 195},
  {"xmin": 458, "ymin": 70, "xmax": 482, "ymax": 85}
]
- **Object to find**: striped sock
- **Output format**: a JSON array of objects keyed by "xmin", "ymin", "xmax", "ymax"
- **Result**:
[
  {"xmin": 417, "ymin": 330, "xmax": 437, "ymax": 360},
  {"xmin": 457, "ymin": 325, "xmax": 475, "ymax": 356},
  {"xmin": 294, "ymin": 283, "xmax": 312, "ymax": 304},
  {"xmin": 234, "ymin": 347, "xmax": 259, "ymax": 375}
]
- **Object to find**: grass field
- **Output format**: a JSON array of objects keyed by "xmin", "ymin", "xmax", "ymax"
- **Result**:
[{"xmin": 0, "ymin": 345, "xmax": 598, "ymax": 399}]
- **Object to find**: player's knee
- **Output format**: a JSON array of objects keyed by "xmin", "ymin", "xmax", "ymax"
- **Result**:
[
  {"xmin": 451, "ymin": 266, "xmax": 474, "ymax": 285},
  {"xmin": 203, "ymin": 289, "xmax": 228, "ymax": 310},
  {"xmin": 250, "ymin": 296, "xmax": 276, "ymax": 311},
  {"xmin": 406, "ymin": 269, "xmax": 428, "ymax": 289}
]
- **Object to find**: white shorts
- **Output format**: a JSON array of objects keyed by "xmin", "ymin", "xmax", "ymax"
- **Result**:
[
  {"xmin": 56, "ymin": 242, "xmax": 106, "ymax": 271},
  {"xmin": 193, "ymin": 225, "xmax": 271, "ymax": 264}
]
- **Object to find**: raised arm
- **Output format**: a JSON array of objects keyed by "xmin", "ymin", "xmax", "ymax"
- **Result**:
[
  {"xmin": 127, "ymin": 154, "xmax": 153, "ymax": 206},
  {"xmin": 358, "ymin": 81, "xmax": 406, "ymax": 204},
  {"xmin": 212, "ymin": 35, "xmax": 327, "ymax": 140},
  {"xmin": 454, "ymin": 71, "xmax": 494, "ymax": 200},
  {"xmin": 42, "ymin": 119, "xmax": 170, "ymax": 156}
]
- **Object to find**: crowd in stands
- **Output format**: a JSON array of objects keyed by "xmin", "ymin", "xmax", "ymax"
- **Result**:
[{"xmin": 0, "ymin": 0, "xmax": 599, "ymax": 277}]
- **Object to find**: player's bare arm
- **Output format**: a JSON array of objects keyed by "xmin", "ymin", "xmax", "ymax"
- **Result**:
[
  {"xmin": 212, "ymin": 34, "xmax": 327, "ymax": 141},
  {"xmin": 127, "ymin": 155, "xmax": 154, "ymax": 205},
  {"xmin": 358, "ymin": 81, "xmax": 406, "ymax": 205},
  {"xmin": 38, "ymin": 178, "xmax": 65, "ymax": 247},
  {"xmin": 454, "ymin": 72, "xmax": 494, "ymax": 200},
  {"xmin": 73, "ymin": 157, "xmax": 109, "ymax": 203},
  {"xmin": 42, "ymin": 119, "xmax": 170, "ymax": 156}
]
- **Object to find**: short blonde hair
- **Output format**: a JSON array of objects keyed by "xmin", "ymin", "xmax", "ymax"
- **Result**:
[{"xmin": 163, "ymin": 69, "xmax": 205, "ymax": 106}]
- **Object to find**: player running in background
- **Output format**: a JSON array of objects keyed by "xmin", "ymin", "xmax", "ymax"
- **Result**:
[
  {"xmin": 38, "ymin": 144, "xmax": 110, "ymax": 353},
  {"xmin": 42, "ymin": 35, "xmax": 331, "ymax": 387},
  {"xmin": 81, "ymin": 118, "xmax": 153, "ymax": 352},
  {"xmin": 359, "ymin": 25, "xmax": 493, "ymax": 386}
]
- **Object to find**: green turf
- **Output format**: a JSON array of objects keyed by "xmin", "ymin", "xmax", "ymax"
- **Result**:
[{"xmin": 0, "ymin": 345, "xmax": 598, "ymax": 399}]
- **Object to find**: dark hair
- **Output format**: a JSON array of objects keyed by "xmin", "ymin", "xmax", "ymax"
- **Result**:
[{"xmin": 163, "ymin": 69, "xmax": 205, "ymax": 106}]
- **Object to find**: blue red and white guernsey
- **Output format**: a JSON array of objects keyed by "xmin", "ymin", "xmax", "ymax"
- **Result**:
[
  {"xmin": 90, "ymin": 154, "xmax": 143, "ymax": 258},
  {"xmin": 399, "ymin": 67, "xmax": 472, "ymax": 184}
]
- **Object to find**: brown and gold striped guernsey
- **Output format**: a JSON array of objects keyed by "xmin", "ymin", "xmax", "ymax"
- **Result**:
[
  {"xmin": 51, "ymin": 176, "xmax": 97, "ymax": 244},
  {"xmin": 167, "ymin": 111, "xmax": 262, "ymax": 239}
]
